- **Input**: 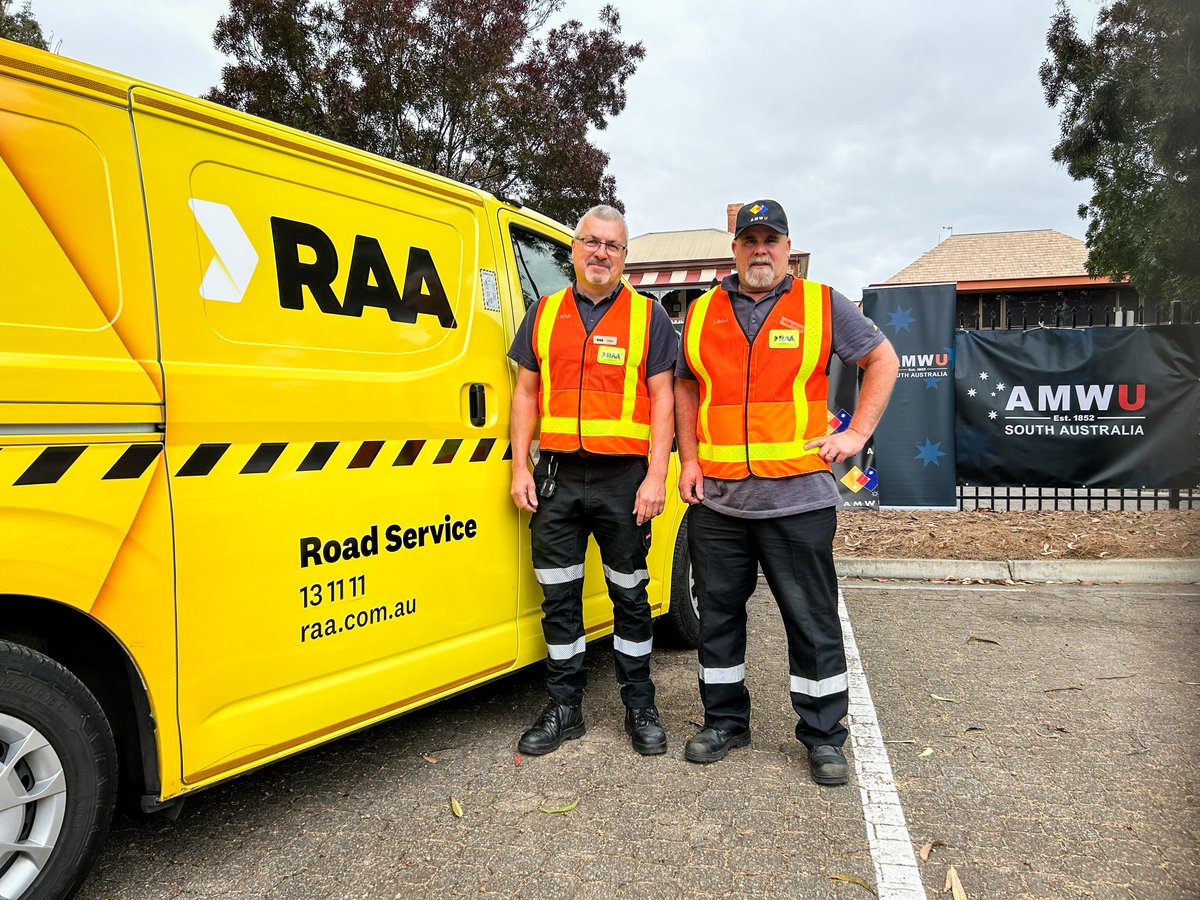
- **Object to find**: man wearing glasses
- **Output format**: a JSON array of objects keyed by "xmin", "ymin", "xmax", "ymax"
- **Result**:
[{"xmin": 508, "ymin": 204, "xmax": 678, "ymax": 756}]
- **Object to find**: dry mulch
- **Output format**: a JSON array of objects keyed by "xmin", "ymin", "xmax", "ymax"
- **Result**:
[{"xmin": 833, "ymin": 509, "xmax": 1199, "ymax": 561}]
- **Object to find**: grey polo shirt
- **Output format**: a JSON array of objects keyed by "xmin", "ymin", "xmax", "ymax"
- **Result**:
[
  {"xmin": 675, "ymin": 274, "xmax": 886, "ymax": 518},
  {"xmin": 508, "ymin": 281, "xmax": 679, "ymax": 377}
]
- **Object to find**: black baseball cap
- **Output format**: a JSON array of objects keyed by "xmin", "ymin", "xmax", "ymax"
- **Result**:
[{"xmin": 734, "ymin": 200, "xmax": 788, "ymax": 238}]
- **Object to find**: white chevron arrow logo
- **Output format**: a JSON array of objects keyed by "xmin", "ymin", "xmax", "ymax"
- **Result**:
[{"xmin": 188, "ymin": 198, "xmax": 259, "ymax": 303}]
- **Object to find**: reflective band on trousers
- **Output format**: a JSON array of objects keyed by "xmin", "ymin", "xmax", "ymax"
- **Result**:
[
  {"xmin": 547, "ymin": 636, "xmax": 587, "ymax": 660},
  {"xmin": 698, "ymin": 663, "xmax": 745, "ymax": 684},
  {"xmin": 535, "ymin": 564, "xmax": 585, "ymax": 585},
  {"xmin": 613, "ymin": 635, "xmax": 653, "ymax": 658},
  {"xmin": 789, "ymin": 672, "xmax": 848, "ymax": 698},
  {"xmin": 602, "ymin": 564, "xmax": 649, "ymax": 589}
]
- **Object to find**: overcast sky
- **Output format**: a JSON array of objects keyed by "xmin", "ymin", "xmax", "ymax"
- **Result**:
[{"xmin": 34, "ymin": 0, "xmax": 1100, "ymax": 298}]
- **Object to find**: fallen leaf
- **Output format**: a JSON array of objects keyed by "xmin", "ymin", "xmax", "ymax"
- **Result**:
[
  {"xmin": 422, "ymin": 754, "xmax": 437, "ymax": 764},
  {"xmin": 944, "ymin": 864, "xmax": 967, "ymax": 899},
  {"xmin": 918, "ymin": 839, "xmax": 947, "ymax": 860},
  {"xmin": 918, "ymin": 747, "xmax": 934, "ymax": 757},
  {"xmin": 1042, "ymin": 723, "xmax": 1070, "ymax": 734},
  {"xmin": 450, "ymin": 796, "xmax": 463, "ymax": 818},
  {"xmin": 930, "ymin": 694, "xmax": 960, "ymax": 703},
  {"xmin": 827, "ymin": 872, "xmax": 875, "ymax": 894},
  {"xmin": 538, "ymin": 799, "xmax": 579, "ymax": 814},
  {"xmin": 964, "ymin": 725, "xmax": 985, "ymax": 732},
  {"xmin": 967, "ymin": 636, "xmax": 999, "ymax": 645},
  {"xmin": 884, "ymin": 739, "xmax": 917, "ymax": 744},
  {"xmin": 513, "ymin": 753, "xmax": 522, "ymax": 767}
]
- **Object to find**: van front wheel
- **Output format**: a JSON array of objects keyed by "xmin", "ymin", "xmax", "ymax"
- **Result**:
[
  {"xmin": 0, "ymin": 640, "xmax": 117, "ymax": 900},
  {"xmin": 657, "ymin": 512, "xmax": 701, "ymax": 648}
]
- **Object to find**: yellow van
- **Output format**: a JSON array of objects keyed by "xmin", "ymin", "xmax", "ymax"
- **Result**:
[{"xmin": 0, "ymin": 39, "xmax": 698, "ymax": 900}]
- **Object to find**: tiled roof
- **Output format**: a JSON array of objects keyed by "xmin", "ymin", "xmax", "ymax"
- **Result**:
[{"xmin": 884, "ymin": 230, "xmax": 1090, "ymax": 284}]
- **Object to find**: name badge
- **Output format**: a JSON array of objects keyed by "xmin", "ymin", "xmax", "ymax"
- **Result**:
[
  {"xmin": 592, "ymin": 334, "xmax": 618, "ymax": 345},
  {"xmin": 779, "ymin": 316, "xmax": 805, "ymax": 331},
  {"xmin": 769, "ymin": 329, "xmax": 800, "ymax": 348},
  {"xmin": 597, "ymin": 347, "xmax": 627, "ymax": 365}
]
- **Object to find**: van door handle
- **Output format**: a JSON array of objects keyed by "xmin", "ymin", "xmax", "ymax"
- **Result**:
[{"xmin": 468, "ymin": 383, "xmax": 486, "ymax": 427}]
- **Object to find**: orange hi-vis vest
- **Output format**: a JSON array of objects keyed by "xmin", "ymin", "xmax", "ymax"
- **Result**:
[
  {"xmin": 533, "ymin": 284, "xmax": 652, "ymax": 456},
  {"xmin": 683, "ymin": 279, "xmax": 833, "ymax": 479}
]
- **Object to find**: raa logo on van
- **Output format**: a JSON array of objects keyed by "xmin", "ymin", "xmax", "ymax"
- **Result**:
[{"xmin": 271, "ymin": 217, "xmax": 456, "ymax": 329}]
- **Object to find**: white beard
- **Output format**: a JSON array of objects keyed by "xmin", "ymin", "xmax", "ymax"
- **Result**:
[{"xmin": 742, "ymin": 259, "xmax": 777, "ymax": 290}]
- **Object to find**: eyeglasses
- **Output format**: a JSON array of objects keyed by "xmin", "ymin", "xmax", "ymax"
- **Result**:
[{"xmin": 575, "ymin": 235, "xmax": 627, "ymax": 254}]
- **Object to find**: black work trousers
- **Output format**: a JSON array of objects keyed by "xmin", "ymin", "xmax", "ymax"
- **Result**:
[
  {"xmin": 530, "ymin": 452, "xmax": 656, "ymax": 708},
  {"xmin": 688, "ymin": 503, "xmax": 848, "ymax": 748}
]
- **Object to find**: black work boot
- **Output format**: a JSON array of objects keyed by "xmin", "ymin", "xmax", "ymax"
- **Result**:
[
  {"xmin": 808, "ymin": 744, "xmax": 849, "ymax": 785},
  {"xmin": 683, "ymin": 725, "xmax": 752, "ymax": 763},
  {"xmin": 625, "ymin": 705, "xmax": 667, "ymax": 755},
  {"xmin": 518, "ymin": 701, "xmax": 585, "ymax": 755}
]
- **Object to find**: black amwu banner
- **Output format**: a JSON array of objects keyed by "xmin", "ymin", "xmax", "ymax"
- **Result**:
[
  {"xmin": 955, "ymin": 325, "xmax": 1200, "ymax": 488},
  {"xmin": 862, "ymin": 283, "xmax": 958, "ymax": 508}
]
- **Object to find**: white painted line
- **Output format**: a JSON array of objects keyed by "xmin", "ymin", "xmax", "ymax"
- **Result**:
[{"xmin": 839, "ymin": 589, "xmax": 926, "ymax": 899}]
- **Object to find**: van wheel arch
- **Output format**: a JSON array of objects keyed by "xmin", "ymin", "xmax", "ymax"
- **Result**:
[{"xmin": 0, "ymin": 596, "xmax": 161, "ymax": 806}]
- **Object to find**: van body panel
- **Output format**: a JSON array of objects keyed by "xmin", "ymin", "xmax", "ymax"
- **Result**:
[
  {"xmin": 0, "ymin": 66, "xmax": 161, "ymax": 407},
  {"xmin": 0, "ymin": 48, "xmax": 176, "ymax": 771}
]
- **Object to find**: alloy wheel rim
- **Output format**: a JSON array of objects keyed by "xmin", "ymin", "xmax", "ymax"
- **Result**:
[{"xmin": 0, "ymin": 713, "xmax": 67, "ymax": 899}]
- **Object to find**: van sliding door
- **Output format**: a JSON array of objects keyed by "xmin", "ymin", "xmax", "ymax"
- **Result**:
[{"xmin": 131, "ymin": 87, "xmax": 520, "ymax": 783}]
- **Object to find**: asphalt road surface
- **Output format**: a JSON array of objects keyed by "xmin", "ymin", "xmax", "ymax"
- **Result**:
[{"xmin": 80, "ymin": 578, "xmax": 1200, "ymax": 899}]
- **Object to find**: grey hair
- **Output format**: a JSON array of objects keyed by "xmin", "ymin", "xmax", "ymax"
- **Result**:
[{"xmin": 574, "ymin": 204, "xmax": 628, "ymax": 244}]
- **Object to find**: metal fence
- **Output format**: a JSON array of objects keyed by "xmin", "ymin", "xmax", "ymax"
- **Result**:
[
  {"xmin": 957, "ymin": 297, "xmax": 1199, "ymax": 331},
  {"xmin": 957, "ymin": 485, "xmax": 1197, "ymax": 512}
]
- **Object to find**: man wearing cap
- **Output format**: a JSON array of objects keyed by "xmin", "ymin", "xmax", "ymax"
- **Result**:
[
  {"xmin": 675, "ymin": 199, "xmax": 898, "ymax": 784},
  {"xmin": 509, "ymin": 203, "xmax": 678, "ymax": 757}
]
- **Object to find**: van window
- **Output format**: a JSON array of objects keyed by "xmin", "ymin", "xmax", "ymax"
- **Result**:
[{"xmin": 510, "ymin": 227, "xmax": 572, "ymax": 310}]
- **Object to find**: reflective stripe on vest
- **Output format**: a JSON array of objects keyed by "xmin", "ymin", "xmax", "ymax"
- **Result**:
[
  {"xmin": 683, "ymin": 279, "xmax": 832, "ymax": 479},
  {"xmin": 533, "ymin": 285, "xmax": 652, "ymax": 455}
]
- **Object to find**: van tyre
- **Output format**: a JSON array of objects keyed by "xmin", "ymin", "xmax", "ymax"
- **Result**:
[
  {"xmin": 0, "ymin": 640, "xmax": 117, "ymax": 900},
  {"xmin": 657, "ymin": 511, "xmax": 701, "ymax": 648}
]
